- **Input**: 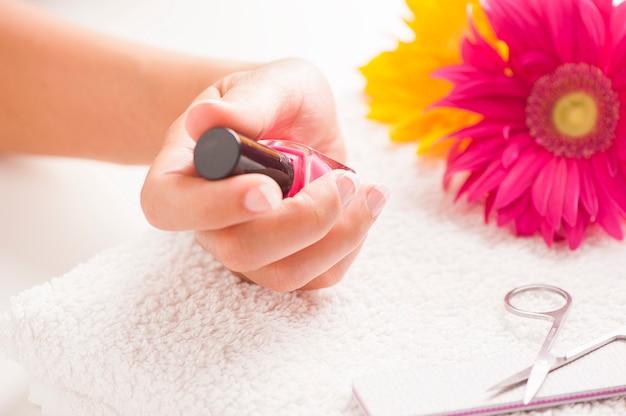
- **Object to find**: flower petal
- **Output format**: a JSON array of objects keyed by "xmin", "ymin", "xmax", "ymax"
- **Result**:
[
  {"xmin": 494, "ymin": 149, "xmax": 550, "ymax": 209},
  {"xmin": 501, "ymin": 133, "xmax": 534, "ymax": 168},
  {"xmin": 578, "ymin": 158, "xmax": 600, "ymax": 220},
  {"xmin": 545, "ymin": 158, "xmax": 567, "ymax": 230},
  {"xmin": 575, "ymin": 0, "xmax": 606, "ymax": 64},
  {"xmin": 606, "ymin": 2, "xmax": 626, "ymax": 83},
  {"xmin": 467, "ymin": 161, "xmax": 507, "ymax": 202},
  {"xmin": 497, "ymin": 193, "xmax": 531, "ymax": 227},
  {"xmin": 544, "ymin": 0, "xmax": 576, "ymax": 62},
  {"xmin": 591, "ymin": 153, "xmax": 626, "ymax": 215},
  {"xmin": 540, "ymin": 220, "xmax": 556, "ymax": 247},
  {"xmin": 563, "ymin": 210, "xmax": 587, "ymax": 250},
  {"xmin": 434, "ymin": 95, "xmax": 527, "ymax": 121},
  {"xmin": 594, "ymin": 182, "xmax": 624, "ymax": 240},
  {"xmin": 532, "ymin": 158, "xmax": 557, "ymax": 216},
  {"xmin": 515, "ymin": 203, "xmax": 541, "ymax": 236},
  {"xmin": 446, "ymin": 120, "xmax": 525, "ymax": 141},
  {"xmin": 562, "ymin": 159, "xmax": 580, "ymax": 227}
]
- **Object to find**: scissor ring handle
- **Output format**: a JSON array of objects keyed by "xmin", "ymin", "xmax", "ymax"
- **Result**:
[{"xmin": 504, "ymin": 284, "xmax": 572, "ymax": 322}]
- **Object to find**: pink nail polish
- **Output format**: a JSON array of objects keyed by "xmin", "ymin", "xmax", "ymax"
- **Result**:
[{"xmin": 194, "ymin": 127, "xmax": 354, "ymax": 197}]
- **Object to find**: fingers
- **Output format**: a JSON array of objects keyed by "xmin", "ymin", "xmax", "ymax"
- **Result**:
[
  {"xmin": 141, "ymin": 170, "xmax": 284, "ymax": 231},
  {"xmin": 195, "ymin": 171, "xmax": 390, "ymax": 292},
  {"xmin": 142, "ymin": 67, "xmax": 338, "ymax": 232},
  {"xmin": 141, "ymin": 98, "xmax": 285, "ymax": 231},
  {"xmin": 140, "ymin": 58, "xmax": 388, "ymax": 292}
]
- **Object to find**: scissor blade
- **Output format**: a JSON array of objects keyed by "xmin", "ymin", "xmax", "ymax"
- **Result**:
[
  {"xmin": 489, "ymin": 326, "xmax": 626, "ymax": 398},
  {"xmin": 523, "ymin": 355, "xmax": 556, "ymax": 404},
  {"xmin": 488, "ymin": 354, "xmax": 568, "ymax": 393},
  {"xmin": 487, "ymin": 367, "xmax": 531, "ymax": 392}
]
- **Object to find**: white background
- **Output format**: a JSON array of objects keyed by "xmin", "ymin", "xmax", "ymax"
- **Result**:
[{"xmin": 0, "ymin": 0, "xmax": 409, "ymax": 414}]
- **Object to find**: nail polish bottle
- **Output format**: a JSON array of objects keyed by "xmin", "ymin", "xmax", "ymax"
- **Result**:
[{"xmin": 193, "ymin": 127, "xmax": 354, "ymax": 197}]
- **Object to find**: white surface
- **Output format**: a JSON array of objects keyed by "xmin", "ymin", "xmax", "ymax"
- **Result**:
[
  {"xmin": 354, "ymin": 342, "xmax": 626, "ymax": 416},
  {"xmin": 0, "ymin": 1, "xmax": 408, "ymax": 414},
  {"xmin": 3, "ymin": 101, "xmax": 626, "ymax": 415}
]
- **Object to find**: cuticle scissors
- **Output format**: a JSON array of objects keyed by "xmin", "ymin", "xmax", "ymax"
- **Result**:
[{"xmin": 489, "ymin": 283, "xmax": 626, "ymax": 404}]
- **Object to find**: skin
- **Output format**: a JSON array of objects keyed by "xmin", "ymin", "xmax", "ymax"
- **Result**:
[
  {"xmin": 1, "ymin": 0, "xmax": 389, "ymax": 292},
  {"xmin": 0, "ymin": 0, "xmax": 257, "ymax": 162}
]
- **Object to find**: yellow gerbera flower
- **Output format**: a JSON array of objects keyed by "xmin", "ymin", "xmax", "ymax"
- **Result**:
[{"xmin": 361, "ymin": 0, "xmax": 499, "ymax": 155}]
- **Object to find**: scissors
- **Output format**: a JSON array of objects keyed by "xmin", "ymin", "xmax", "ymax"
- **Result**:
[{"xmin": 489, "ymin": 284, "xmax": 626, "ymax": 404}]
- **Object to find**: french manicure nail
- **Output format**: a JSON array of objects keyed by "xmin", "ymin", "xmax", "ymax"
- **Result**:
[
  {"xmin": 244, "ymin": 185, "xmax": 281, "ymax": 213},
  {"xmin": 336, "ymin": 172, "xmax": 360, "ymax": 207},
  {"xmin": 366, "ymin": 184, "xmax": 389, "ymax": 218}
]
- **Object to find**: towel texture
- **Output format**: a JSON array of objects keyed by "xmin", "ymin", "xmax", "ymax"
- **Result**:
[{"xmin": 2, "ymin": 93, "xmax": 626, "ymax": 416}]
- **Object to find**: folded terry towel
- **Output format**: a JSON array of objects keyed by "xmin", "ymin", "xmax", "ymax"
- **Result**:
[{"xmin": 2, "ymin": 94, "xmax": 626, "ymax": 416}]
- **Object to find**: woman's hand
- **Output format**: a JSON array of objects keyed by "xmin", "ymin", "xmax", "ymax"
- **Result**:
[{"xmin": 141, "ymin": 58, "xmax": 388, "ymax": 292}]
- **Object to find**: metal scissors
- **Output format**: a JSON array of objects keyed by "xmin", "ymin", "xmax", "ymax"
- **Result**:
[{"xmin": 489, "ymin": 284, "xmax": 626, "ymax": 404}]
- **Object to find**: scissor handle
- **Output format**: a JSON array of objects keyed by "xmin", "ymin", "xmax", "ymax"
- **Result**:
[{"xmin": 504, "ymin": 284, "xmax": 572, "ymax": 322}]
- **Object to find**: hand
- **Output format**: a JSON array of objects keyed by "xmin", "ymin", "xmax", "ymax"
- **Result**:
[{"xmin": 141, "ymin": 58, "xmax": 389, "ymax": 291}]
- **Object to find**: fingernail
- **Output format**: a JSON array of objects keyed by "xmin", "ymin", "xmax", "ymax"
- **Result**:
[
  {"xmin": 336, "ymin": 172, "xmax": 360, "ymax": 207},
  {"xmin": 244, "ymin": 185, "xmax": 282, "ymax": 213},
  {"xmin": 366, "ymin": 184, "xmax": 389, "ymax": 218}
]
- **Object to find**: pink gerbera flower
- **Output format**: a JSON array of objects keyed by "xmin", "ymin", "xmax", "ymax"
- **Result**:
[{"xmin": 434, "ymin": 0, "xmax": 626, "ymax": 249}]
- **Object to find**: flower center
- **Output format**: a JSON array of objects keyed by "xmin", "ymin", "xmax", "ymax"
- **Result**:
[
  {"xmin": 526, "ymin": 63, "xmax": 619, "ymax": 159},
  {"xmin": 552, "ymin": 91, "xmax": 598, "ymax": 137}
]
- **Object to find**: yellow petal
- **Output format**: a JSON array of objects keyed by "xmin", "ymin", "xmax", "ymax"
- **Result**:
[{"xmin": 361, "ymin": 0, "xmax": 499, "ymax": 156}]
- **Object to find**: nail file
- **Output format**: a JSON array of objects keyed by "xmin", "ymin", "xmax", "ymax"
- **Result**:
[{"xmin": 352, "ymin": 341, "xmax": 626, "ymax": 416}]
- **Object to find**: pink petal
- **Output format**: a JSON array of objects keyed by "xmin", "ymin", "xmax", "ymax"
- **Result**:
[
  {"xmin": 590, "ymin": 153, "xmax": 626, "ymax": 215},
  {"xmin": 502, "ymin": 133, "xmax": 534, "ymax": 168},
  {"xmin": 562, "ymin": 159, "xmax": 581, "ymax": 227},
  {"xmin": 444, "ymin": 137, "xmax": 505, "ymax": 182},
  {"xmin": 576, "ymin": 0, "xmax": 606, "ymax": 64},
  {"xmin": 447, "ymin": 77, "xmax": 530, "ymax": 101},
  {"xmin": 455, "ymin": 170, "xmax": 483, "ymax": 201},
  {"xmin": 494, "ymin": 150, "xmax": 550, "ymax": 209},
  {"xmin": 484, "ymin": 191, "xmax": 497, "ymax": 223},
  {"xmin": 607, "ymin": 148, "xmax": 619, "ymax": 177},
  {"xmin": 611, "ymin": 119, "xmax": 626, "ymax": 159},
  {"xmin": 589, "ymin": 153, "xmax": 625, "ymax": 240},
  {"xmin": 483, "ymin": 0, "xmax": 550, "ymax": 56},
  {"xmin": 544, "ymin": 0, "xmax": 576, "ymax": 62},
  {"xmin": 591, "ymin": 0, "xmax": 613, "ymax": 24},
  {"xmin": 444, "ymin": 140, "xmax": 469, "ymax": 189},
  {"xmin": 611, "ymin": 1, "xmax": 626, "ymax": 47},
  {"xmin": 532, "ymin": 158, "xmax": 557, "ymax": 216},
  {"xmin": 540, "ymin": 220, "xmax": 555, "ymax": 247},
  {"xmin": 497, "ymin": 193, "xmax": 531, "ymax": 227},
  {"xmin": 433, "ymin": 95, "xmax": 527, "ymax": 121},
  {"xmin": 563, "ymin": 210, "xmax": 587, "ymax": 250},
  {"xmin": 594, "ymin": 182, "xmax": 624, "ymax": 240},
  {"xmin": 545, "ymin": 158, "xmax": 567, "ymax": 230},
  {"xmin": 578, "ymin": 158, "xmax": 600, "ymax": 220},
  {"xmin": 606, "ymin": 2, "xmax": 626, "ymax": 83},
  {"xmin": 460, "ymin": 32, "xmax": 508, "ymax": 74},
  {"xmin": 446, "ymin": 120, "xmax": 525, "ymax": 141},
  {"xmin": 431, "ymin": 64, "xmax": 479, "ymax": 86},
  {"xmin": 514, "ymin": 50, "xmax": 560, "ymax": 82},
  {"xmin": 607, "ymin": 57, "xmax": 626, "ymax": 90},
  {"xmin": 467, "ymin": 161, "xmax": 507, "ymax": 203},
  {"xmin": 515, "ymin": 203, "xmax": 541, "ymax": 236}
]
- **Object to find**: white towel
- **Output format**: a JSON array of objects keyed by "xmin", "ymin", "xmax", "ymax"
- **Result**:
[{"xmin": 2, "ymin": 93, "xmax": 626, "ymax": 416}]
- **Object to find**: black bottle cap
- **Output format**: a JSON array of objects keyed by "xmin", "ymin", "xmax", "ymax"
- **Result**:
[{"xmin": 193, "ymin": 127, "xmax": 295, "ymax": 196}]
